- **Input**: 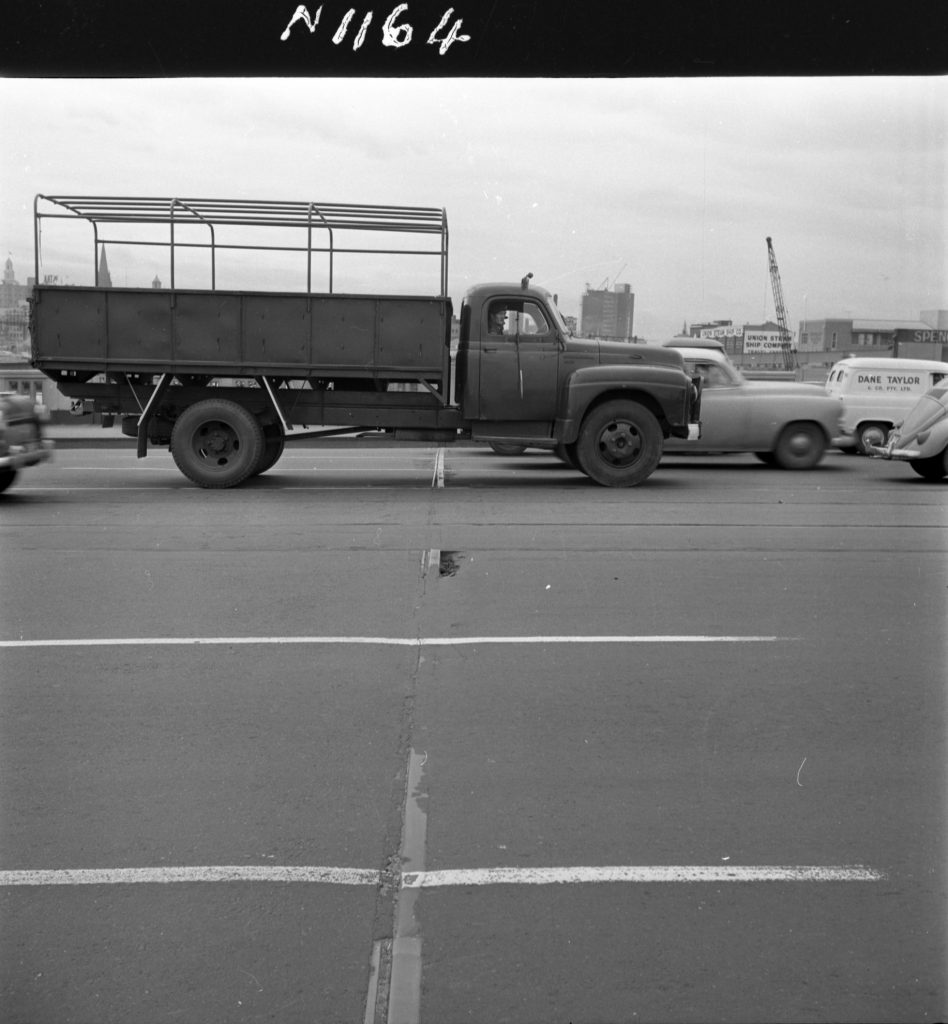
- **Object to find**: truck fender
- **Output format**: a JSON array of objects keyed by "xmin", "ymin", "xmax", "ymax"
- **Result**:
[{"xmin": 554, "ymin": 364, "xmax": 692, "ymax": 444}]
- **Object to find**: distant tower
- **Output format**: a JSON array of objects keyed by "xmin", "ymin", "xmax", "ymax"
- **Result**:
[
  {"xmin": 97, "ymin": 247, "xmax": 113, "ymax": 288},
  {"xmin": 580, "ymin": 282, "xmax": 635, "ymax": 341},
  {"xmin": 152, "ymin": 274, "xmax": 162, "ymax": 289}
]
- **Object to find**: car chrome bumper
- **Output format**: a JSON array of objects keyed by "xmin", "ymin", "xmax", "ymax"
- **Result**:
[
  {"xmin": 865, "ymin": 442, "xmax": 919, "ymax": 461},
  {"xmin": 0, "ymin": 438, "xmax": 55, "ymax": 470}
]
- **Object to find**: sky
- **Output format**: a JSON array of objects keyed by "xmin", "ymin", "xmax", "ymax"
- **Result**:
[{"xmin": 2, "ymin": 76, "xmax": 945, "ymax": 340}]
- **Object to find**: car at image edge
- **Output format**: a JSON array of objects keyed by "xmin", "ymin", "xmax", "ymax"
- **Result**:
[
  {"xmin": 0, "ymin": 391, "xmax": 54, "ymax": 493},
  {"xmin": 866, "ymin": 384, "xmax": 948, "ymax": 480}
]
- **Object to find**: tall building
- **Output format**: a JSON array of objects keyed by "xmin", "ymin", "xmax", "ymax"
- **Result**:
[
  {"xmin": 580, "ymin": 282, "xmax": 634, "ymax": 341},
  {"xmin": 1, "ymin": 257, "xmax": 33, "ymax": 308}
]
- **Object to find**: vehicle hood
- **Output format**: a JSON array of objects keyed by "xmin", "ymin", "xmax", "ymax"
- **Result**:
[
  {"xmin": 739, "ymin": 380, "xmax": 836, "ymax": 399},
  {"xmin": 568, "ymin": 338, "xmax": 687, "ymax": 370}
]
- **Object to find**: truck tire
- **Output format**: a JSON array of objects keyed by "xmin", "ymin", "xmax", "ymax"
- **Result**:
[
  {"xmin": 253, "ymin": 425, "xmax": 286, "ymax": 476},
  {"xmin": 773, "ymin": 422, "xmax": 826, "ymax": 469},
  {"xmin": 171, "ymin": 398, "xmax": 265, "ymax": 488},
  {"xmin": 575, "ymin": 400, "xmax": 662, "ymax": 487}
]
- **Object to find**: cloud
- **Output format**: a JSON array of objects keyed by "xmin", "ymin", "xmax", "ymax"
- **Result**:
[{"xmin": 2, "ymin": 75, "xmax": 944, "ymax": 336}]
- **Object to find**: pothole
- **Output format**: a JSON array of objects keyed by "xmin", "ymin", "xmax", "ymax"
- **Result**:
[{"xmin": 438, "ymin": 551, "xmax": 464, "ymax": 577}]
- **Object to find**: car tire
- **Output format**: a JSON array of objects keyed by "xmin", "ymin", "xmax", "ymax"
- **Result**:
[
  {"xmin": 772, "ymin": 422, "xmax": 826, "ymax": 470},
  {"xmin": 0, "ymin": 468, "xmax": 18, "ymax": 493},
  {"xmin": 171, "ymin": 398, "xmax": 265, "ymax": 488},
  {"xmin": 488, "ymin": 442, "xmax": 528, "ymax": 456},
  {"xmin": 855, "ymin": 422, "xmax": 889, "ymax": 455},
  {"xmin": 575, "ymin": 400, "xmax": 663, "ymax": 487},
  {"xmin": 555, "ymin": 442, "xmax": 581, "ymax": 470},
  {"xmin": 908, "ymin": 448, "xmax": 948, "ymax": 481}
]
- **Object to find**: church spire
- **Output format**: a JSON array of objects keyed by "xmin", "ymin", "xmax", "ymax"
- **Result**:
[{"xmin": 97, "ymin": 246, "xmax": 113, "ymax": 287}]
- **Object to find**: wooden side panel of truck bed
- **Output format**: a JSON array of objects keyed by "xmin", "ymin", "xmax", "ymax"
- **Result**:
[{"xmin": 30, "ymin": 286, "xmax": 450, "ymax": 382}]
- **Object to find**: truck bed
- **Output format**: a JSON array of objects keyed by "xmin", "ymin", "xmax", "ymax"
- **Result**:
[{"xmin": 30, "ymin": 285, "xmax": 451, "ymax": 384}]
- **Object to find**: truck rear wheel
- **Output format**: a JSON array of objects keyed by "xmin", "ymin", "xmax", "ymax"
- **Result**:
[
  {"xmin": 575, "ymin": 400, "xmax": 662, "ymax": 487},
  {"xmin": 171, "ymin": 399, "xmax": 265, "ymax": 488},
  {"xmin": 253, "ymin": 424, "xmax": 286, "ymax": 475}
]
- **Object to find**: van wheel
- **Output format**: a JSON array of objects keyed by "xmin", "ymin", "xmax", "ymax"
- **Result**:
[
  {"xmin": 773, "ymin": 422, "xmax": 826, "ymax": 469},
  {"xmin": 909, "ymin": 448, "xmax": 948, "ymax": 481},
  {"xmin": 171, "ymin": 398, "xmax": 265, "ymax": 488},
  {"xmin": 855, "ymin": 422, "xmax": 889, "ymax": 454},
  {"xmin": 575, "ymin": 400, "xmax": 662, "ymax": 486}
]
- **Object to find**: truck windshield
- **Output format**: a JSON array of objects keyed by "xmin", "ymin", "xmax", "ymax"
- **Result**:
[{"xmin": 547, "ymin": 299, "xmax": 573, "ymax": 337}]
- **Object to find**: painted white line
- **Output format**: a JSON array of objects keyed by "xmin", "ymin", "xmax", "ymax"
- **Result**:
[
  {"xmin": 0, "ymin": 634, "xmax": 791, "ymax": 649},
  {"xmin": 401, "ymin": 865, "xmax": 887, "ymax": 886},
  {"xmin": 0, "ymin": 866, "xmax": 380, "ymax": 886},
  {"xmin": 0, "ymin": 864, "xmax": 886, "ymax": 889},
  {"xmin": 388, "ymin": 750, "xmax": 429, "ymax": 1024},
  {"xmin": 431, "ymin": 447, "xmax": 445, "ymax": 489}
]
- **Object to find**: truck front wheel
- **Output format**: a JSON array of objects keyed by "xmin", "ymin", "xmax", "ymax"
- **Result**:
[
  {"xmin": 575, "ymin": 400, "xmax": 662, "ymax": 487},
  {"xmin": 171, "ymin": 399, "xmax": 265, "ymax": 488}
]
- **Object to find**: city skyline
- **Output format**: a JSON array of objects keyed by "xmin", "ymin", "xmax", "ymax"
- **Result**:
[{"xmin": 1, "ymin": 76, "xmax": 945, "ymax": 341}]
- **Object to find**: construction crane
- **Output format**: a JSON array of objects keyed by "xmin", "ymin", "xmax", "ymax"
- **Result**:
[{"xmin": 766, "ymin": 236, "xmax": 797, "ymax": 371}]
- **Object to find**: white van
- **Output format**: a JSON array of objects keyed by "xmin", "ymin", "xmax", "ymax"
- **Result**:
[{"xmin": 825, "ymin": 356, "xmax": 948, "ymax": 452}]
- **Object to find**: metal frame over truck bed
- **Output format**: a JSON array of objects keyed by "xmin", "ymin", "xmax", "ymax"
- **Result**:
[{"xmin": 30, "ymin": 195, "xmax": 462, "ymax": 477}]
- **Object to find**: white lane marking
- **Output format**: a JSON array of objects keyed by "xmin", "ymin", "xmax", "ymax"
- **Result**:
[
  {"xmin": 0, "ymin": 866, "xmax": 380, "ymax": 886},
  {"xmin": 388, "ymin": 750, "xmax": 429, "ymax": 1024},
  {"xmin": 431, "ymin": 447, "xmax": 445, "ymax": 489},
  {"xmin": 0, "ymin": 864, "xmax": 885, "ymax": 888},
  {"xmin": 402, "ymin": 865, "xmax": 887, "ymax": 886},
  {"xmin": 0, "ymin": 635, "xmax": 791, "ymax": 649}
]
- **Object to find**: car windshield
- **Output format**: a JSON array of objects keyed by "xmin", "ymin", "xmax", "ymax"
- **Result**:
[{"xmin": 685, "ymin": 353, "xmax": 744, "ymax": 387}]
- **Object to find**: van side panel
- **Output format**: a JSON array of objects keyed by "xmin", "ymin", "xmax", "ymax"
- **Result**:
[{"xmin": 826, "ymin": 357, "xmax": 948, "ymax": 439}]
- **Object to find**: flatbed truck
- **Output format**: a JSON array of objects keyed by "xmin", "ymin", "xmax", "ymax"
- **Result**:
[{"xmin": 29, "ymin": 195, "xmax": 700, "ymax": 488}]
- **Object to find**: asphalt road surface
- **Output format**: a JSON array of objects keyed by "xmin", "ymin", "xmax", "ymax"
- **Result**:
[{"xmin": 1, "ymin": 444, "xmax": 945, "ymax": 1024}]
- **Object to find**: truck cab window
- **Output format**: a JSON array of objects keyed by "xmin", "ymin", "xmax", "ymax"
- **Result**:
[{"xmin": 487, "ymin": 301, "xmax": 549, "ymax": 337}]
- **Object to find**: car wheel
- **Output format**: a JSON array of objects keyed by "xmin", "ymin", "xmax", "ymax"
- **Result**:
[
  {"xmin": 0, "ymin": 468, "xmax": 18, "ymax": 493},
  {"xmin": 772, "ymin": 422, "xmax": 826, "ymax": 470},
  {"xmin": 575, "ymin": 400, "xmax": 663, "ymax": 487},
  {"xmin": 909, "ymin": 448, "xmax": 948, "ymax": 481},
  {"xmin": 170, "ymin": 398, "xmax": 265, "ymax": 488},
  {"xmin": 555, "ymin": 442, "xmax": 581, "ymax": 470},
  {"xmin": 488, "ymin": 441, "xmax": 528, "ymax": 456},
  {"xmin": 855, "ymin": 422, "xmax": 889, "ymax": 454}
]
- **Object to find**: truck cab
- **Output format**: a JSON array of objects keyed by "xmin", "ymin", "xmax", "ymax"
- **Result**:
[{"xmin": 457, "ymin": 279, "xmax": 700, "ymax": 462}]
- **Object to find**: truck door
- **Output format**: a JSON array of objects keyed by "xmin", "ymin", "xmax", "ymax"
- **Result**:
[{"xmin": 476, "ymin": 298, "xmax": 560, "ymax": 422}]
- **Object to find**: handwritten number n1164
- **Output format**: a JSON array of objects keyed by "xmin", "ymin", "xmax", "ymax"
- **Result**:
[{"xmin": 281, "ymin": 4, "xmax": 470, "ymax": 54}]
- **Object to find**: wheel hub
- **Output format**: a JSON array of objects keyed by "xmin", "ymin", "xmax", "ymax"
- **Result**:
[{"xmin": 599, "ymin": 422, "xmax": 642, "ymax": 465}]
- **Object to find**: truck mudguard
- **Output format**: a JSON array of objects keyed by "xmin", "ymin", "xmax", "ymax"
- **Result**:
[{"xmin": 556, "ymin": 363, "xmax": 697, "ymax": 443}]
